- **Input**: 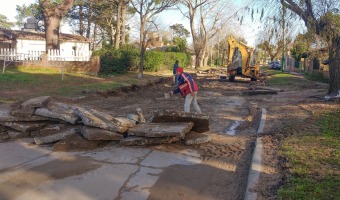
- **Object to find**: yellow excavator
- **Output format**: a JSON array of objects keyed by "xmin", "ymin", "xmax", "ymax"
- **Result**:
[{"xmin": 226, "ymin": 36, "xmax": 260, "ymax": 81}]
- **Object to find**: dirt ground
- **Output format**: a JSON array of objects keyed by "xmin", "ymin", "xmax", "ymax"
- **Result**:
[
  {"xmin": 2, "ymin": 69, "xmax": 339, "ymax": 199},
  {"xmin": 70, "ymin": 70, "xmax": 337, "ymax": 200}
]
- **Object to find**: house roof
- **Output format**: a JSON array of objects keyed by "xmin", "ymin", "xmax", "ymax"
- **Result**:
[{"xmin": 0, "ymin": 29, "xmax": 90, "ymax": 43}]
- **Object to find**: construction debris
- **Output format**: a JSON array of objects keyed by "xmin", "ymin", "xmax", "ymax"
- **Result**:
[
  {"xmin": 0, "ymin": 96, "xmax": 211, "ymax": 151},
  {"xmin": 151, "ymin": 110, "xmax": 210, "ymax": 133},
  {"xmin": 120, "ymin": 136, "xmax": 180, "ymax": 146},
  {"xmin": 127, "ymin": 122, "xmax": 194, "ymax": 138},
  {"xmin": 183, "ymin": 131, "xmax": 211, "ymax": 145},
  {"xmin": 243, "ymin": 85, "xmax": 283, "ymax": 95}
]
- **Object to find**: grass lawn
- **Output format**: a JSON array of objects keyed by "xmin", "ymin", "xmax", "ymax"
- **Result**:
[
  {"xmin": 0, "ymin": 66, "xmax": 171, "ymax": 102},
  {"xmin": 277, "ymin": 108, "xmax": 340, "ymax": 200}
]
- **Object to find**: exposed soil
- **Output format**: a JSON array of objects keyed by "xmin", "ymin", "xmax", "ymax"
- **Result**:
[{"xmin": 2, "ymin": 69, "xmax": 339, "ymax": 199}]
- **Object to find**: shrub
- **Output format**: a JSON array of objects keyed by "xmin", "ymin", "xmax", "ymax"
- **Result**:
[
  {"xmin": 93, "ymin": 45, "xmax": 139, "ymax": 75},
  {"xmin": 144, "ymin": 51, "xmax": 190, "ymax": 72},
  {"xmin": 94, "ymin": 46, "xmax": 190, "ymax": 74}
]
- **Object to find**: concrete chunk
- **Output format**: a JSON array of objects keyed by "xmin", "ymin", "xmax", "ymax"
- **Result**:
[
  {"xmin": 0, "ymin": 132, "xmax": 9, "ymax": 140},
  {"xmin": 1, "ymin": 121, "xmax": 48, "ymax": 132},
  {"xmin": 120, "ymin": 136, "xmax": 180, "ymax": 146},
  {"xmin": 75, "ymin": 107, "xmax": 127, "ymax": 133},
  {"xmin": 0, "ymin": 125, "xmax": 7, "ymax": 132},
  {"xmin": 35, "ymin": 102, "xmax": 80, "ymax": 124},
  {"xmin": 11, "ymin": 108, "xmax": 35, "ymax": 118},
  {"xmin": 34, "ymin": 128, "xmax": 78, "ymax": 145},
  {"xmin": 151, "ymin": 110, "xmax": 209, "ymax": 133},
  {"xmin": 128, "ymin": 122, "xmax": 194, "ymax": 138},
  {"xmin": 30, "ymin": 124, "xmax": 67, "ymax": 137},
  {"xmin": 183, "ymin": 131, "xmax": 211, "ymax": 145},
  {"xmin": 8, "ymin": 130, "xmax": 30, "ymax": 139},
  {"xmin": 21, "ymin": 96, "xmax": 51, "ymax": 109},
  {"xmin": 0, "ymin": 104, "xmax": 49, "ymax": 122},
  {"xmin": 54, "ymin": 134, "xmax": 103, "ymax": 152},
  {"xmin": 113, "ymin": 117, "xmax": 136, "ymax": 128},
  {"xmin": 81, "ymin": 126, "xmax": 124, "ymax": 141}
]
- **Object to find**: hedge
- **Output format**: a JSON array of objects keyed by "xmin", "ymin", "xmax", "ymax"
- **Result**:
[{"xmin": 93, "ymin": 46, "xmax": 190, "ymax": 75}]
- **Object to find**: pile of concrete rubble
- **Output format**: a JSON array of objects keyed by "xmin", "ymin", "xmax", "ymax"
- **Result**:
[{"xmin": 0, "ymin": 96, "xmax": 211, "ymax": 151}]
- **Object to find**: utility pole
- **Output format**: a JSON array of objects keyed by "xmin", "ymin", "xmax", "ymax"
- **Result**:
[{"xmin": 281, "ymin": 1, "xmax": 285, "ymax": 72}]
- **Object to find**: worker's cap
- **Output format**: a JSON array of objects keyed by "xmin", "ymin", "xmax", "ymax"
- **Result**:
[{"xmin": 176, "ymin": 67, "xmax": 183, "ymax": 73}]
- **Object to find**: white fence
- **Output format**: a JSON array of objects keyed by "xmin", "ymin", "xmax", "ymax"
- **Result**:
[{"xmin": 0, "ymin": 48, "xmax": 92, "ymax": 62}]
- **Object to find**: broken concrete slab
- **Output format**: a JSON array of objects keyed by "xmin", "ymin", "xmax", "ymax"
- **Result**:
[
  {"xmin": 151, "ymin": 110, "xmax": 209, "ymax": 133},
  {"xmin": 113, "ymin": 117, "xmax": 136, "ymax": 128},
  {"xmin": 0, "ymin": 104, "xmax": 49, "ymax": 122},
  {"xmin": 35, "ymin": 102, "xmax": 80, "ymax": 124},
  {"xmin": 74, "ymin": 107, "xmax": 127, "ymax": 133},
  {"xmin": 0, "ymin": 132, "xmax": 9, "ymax": 140},
  {"xmin": 30, "ymin": 124, "xmax": 67, "ymax": 137},
  {"xmin": 128, "ymin": 122, "xmax": 194, "ymax": 138},
  {"xmin": 8, "ymin": 130, "xmax": 30, "ymax": 139},
  {"xmin": 120, "ymin": 136, "xmax": 180, "ymax": 146},
  {"xmin": 34, "ymin": 128, "xmax": 79, "ymax": 145},
  {"xmin": 127, "ymin": 114, "xmax": 139, "ymax": 122},
  {"xmin": 183, "ymin": 131, "xmax": 211, "ymax": 145},
  {"xmin": 11, "ymin": 108, "xmax": 35, "ymax": 118},
  {"xmin": 0, "ymin": 121, "xmax": 48, "ymax": 132},
  {"xmin": 81, "ymin": 126, "xmax": 124, "ymax": 141},
  {"xmin": 21, "ymin": 96, "xmax": 51, "ymax": 109},
  {"xmin": 0, "ymin": 125, "xmax": 6, "ymax": 132},
  {"xmin": 54, "ymin": 134, "xmax": 103, "ymax": 152}
]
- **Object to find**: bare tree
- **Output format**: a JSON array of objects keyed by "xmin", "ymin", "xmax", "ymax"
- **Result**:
[
  {"xmin": 256, "ymin": 0, "xmax": 340, "ymax": 96},
  {"xmin": 115, "ymin": 0, "xmax": 123, "ymax": 49},
  {"xmin": 179, "ymin": 0, "xmax": 235, "ymax": 68},
  {"xmin": 39, "ymin": 0, "xmax": 75, "ymax": 51},
  {"xmin": 131, "ymin": 0, "xmax": 177, "ymax": 79},
  {"xmin": 120, "ymin": 0, "xmax": 129, "ymax": 46}
]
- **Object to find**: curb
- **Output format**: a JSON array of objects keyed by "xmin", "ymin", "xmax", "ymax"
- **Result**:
[{"xmin": 244, "ymin": 108, "xmax": 267, "ymax": 200}]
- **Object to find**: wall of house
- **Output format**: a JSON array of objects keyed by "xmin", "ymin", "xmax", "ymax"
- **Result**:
[
  {"xmin": 60, "ymin": 41, "xmax": 90, "ymax": 57},
  {"xmin": 16, "ymin": 39, "xmax": 90, "ymax": 55},
  {"xmin": 17, "ymin": 39, "xmax": 45, "ymax": 53}
]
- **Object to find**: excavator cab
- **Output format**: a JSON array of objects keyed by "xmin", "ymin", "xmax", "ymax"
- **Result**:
[{"xmin": 227, "ymin": 36, "xmax": 260, "ymax": 82}]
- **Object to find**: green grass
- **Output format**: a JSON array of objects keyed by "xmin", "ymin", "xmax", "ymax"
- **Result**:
[
  {"xmin": 278, "ymin": 111, "xmax": 340, "ymax": 200},
  {"xmin": 304, "ymin": 73, "xmax": 329, "ymax": 84},
  {"xmin": 0, "ymin": 66, "xmax": 166, "ymax": 102},
  {"xmin": 266, "ymin": 72, "xmax": 310, "ymax": 88}
]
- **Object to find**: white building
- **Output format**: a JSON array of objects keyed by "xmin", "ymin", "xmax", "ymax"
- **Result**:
[{"xmin": 0, "ymin": 29, "xmax": 91, "ymax": 61}]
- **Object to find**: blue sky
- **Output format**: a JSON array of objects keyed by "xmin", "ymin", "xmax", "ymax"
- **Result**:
[{"xmin": 0, "ymin": 0, "xmax": 259, "ymax": 46}]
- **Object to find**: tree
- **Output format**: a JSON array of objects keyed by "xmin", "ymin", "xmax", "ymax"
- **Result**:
[
  {"xmin": 15, "ymin": 3, "xmax": 44, "ymax": 30},
  {"xmin": 180, "ymin": 0, "xmax": 234, "ymax": 68},
  {"xmin": 170, "ymin": 23, "xmax": 190, "ymax": 38},
  {"xmin": 0, "ymin": 14, "xmax": 13, "ymax": 29},
  {"xmin": 173, "ymin": 36, "xmax": 187, "ymax": 52},
  {"xmin": 256, "ymin": 0, "xmax": 340, "ymax": 96},
  {"xmin": 291, "ymin": 33, "xmax": 309, "ymax": 62},
  {"xmin": 39, "ymin": 0, "xmax": 75, "ymax": 51},
  {"xmin": 130, "ymin": 0, "xmax": 177, "ymax": 79},
  {"xmin": 257, "ymin": 40, "xmax": 283, "ymax": 61}
]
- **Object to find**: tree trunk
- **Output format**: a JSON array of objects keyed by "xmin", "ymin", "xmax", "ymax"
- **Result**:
[
  {"xmin": 110, "ymin": 24, "xmax": 115, "ymax": 45},
  {"xmin": 120, "ymin": 0, "xmax": 127, "ymax": 46},
  {"xmin": 139, "ymin": 19, "xmax": 146, "ymax": 79},
  {"xmin": 328, "ymin": 35, "xmax": 340, "ymax": 96},
  {"xmin": 44, "ymin": 17, "xmax": 61, "ymax": 51},
  {"xmin": 92, "ymin": 23, "xmax": 97, "ymax": 50},
  {"xmin": 115, "ymin": 0, "xmax": 122, "ymax": 49},
  {"xmin": 86, "ymin": 3, "xmax": 92, "ymax": 39},
  {"xmin": 39, "ymin": 0, "xmax": 74, "ymax": 52},
  {"xmin": 79, "ymin": 4, "xmax": 84, "ymax": 36}
]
